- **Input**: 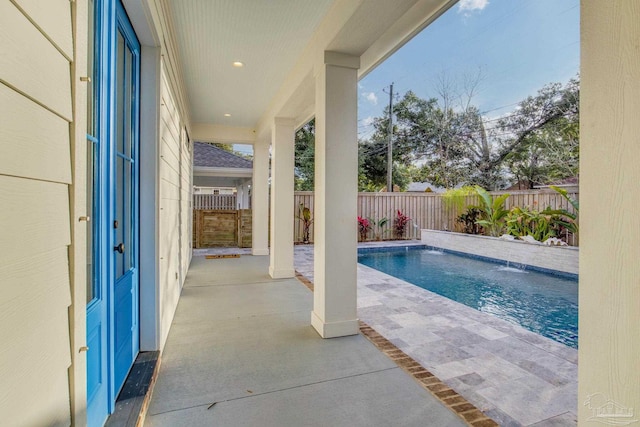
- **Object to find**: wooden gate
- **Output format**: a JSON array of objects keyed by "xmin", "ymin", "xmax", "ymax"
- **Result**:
[
  {"xmin": 193, "ymin": 209, "xmax": 252, "ymax": 248},
  {"xmin": 238, "ymin": 209, "xmax": 252, "ymax": 248}
]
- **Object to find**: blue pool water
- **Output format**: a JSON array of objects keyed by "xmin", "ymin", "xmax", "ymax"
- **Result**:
[{"xmin": 358, "ymin": 247, "xmax": 578, "ymax": 348}]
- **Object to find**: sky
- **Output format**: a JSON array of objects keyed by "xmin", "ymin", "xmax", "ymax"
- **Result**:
[
  {"xmin": 357, "ymin": 0, "xmax": 580, "ymax": 139},
  {"xmin": 235, "ymin": 0, "xmax": 580, "ymax": 155}
]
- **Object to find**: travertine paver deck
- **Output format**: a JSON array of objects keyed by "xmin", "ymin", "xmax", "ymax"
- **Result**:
[{"xmin": 295, "ymin": 243, "xmax": 578, "ymax": 427}]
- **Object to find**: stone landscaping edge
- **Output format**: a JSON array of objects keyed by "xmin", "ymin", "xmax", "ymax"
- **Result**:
[{"xmin": 421, "ymin": 229, "xmax": 578, "ymax": 275}]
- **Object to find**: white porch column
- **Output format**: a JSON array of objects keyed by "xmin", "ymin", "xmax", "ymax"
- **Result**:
[
  {"xmin": 311, "ymin": 52, "xmax": 360, "ymax": 338},
  {"xmin": 579, "ymin": 2, "xmax": 640, "ymax": 423},
  {"xmin": 269, "ymin": 118, "xmax": 295, "ymax": 278},
  {"xmin": 252, "ymin": 140, "xmax": 269, "ymax": 256}
]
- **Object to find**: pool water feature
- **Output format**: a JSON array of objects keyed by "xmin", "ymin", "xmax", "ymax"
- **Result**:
[{"xmin": 358, "ymin": 247, "xmax": 578, "ymax": 348}]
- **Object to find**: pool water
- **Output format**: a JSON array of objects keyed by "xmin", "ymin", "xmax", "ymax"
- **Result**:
[{"xmin": 358, "ymin": 248, "xmax": 578, "ymax": 348}]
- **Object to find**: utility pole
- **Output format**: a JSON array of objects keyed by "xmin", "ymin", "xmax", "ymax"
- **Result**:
[{"xmin": 386, "ymin": 83, "xmax": 394, "ymax": 192}]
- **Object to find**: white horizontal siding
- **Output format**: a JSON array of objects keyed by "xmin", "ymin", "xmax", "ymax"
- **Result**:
[
  {"xmin": 0, "ymin": 178, "xmax": 73, "ymax": 426},
  {"xmin": 0, "ymin": 247, "xmax": 72, "ymax": 426},
  {"xmin": 0, "ymin": 1, "xmax": 72, "ymax": 120},
  {"xmin": 12, "ymin": 0, "xmax": 74, "ymax": 59},
  {"xmin": 0, "ymin": 2, "xmax": 73, "ymax": 425},
  {"xmin": 0, "ymin": 174, "xmax": 72, "ymax": 266},
  {"xmin": 0, "ymin": 83, "xmax": 71, "ymax": 183},
  {"xmin": 158, "ymin": 64, "xmax": 186, "ymax": 349}
]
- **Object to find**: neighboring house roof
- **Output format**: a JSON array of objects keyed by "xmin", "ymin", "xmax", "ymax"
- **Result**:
[
  {"xmin": 505, "ymin": 180, "xmax": 533, "ymax": 191},
  {"xmin": 194, "ymin": 142, "xmax": 252, "ymax": 169},
  {"xmin": 536, "ymin": 176, "xmax": 579, "ymax": 187},
  {"xmin": 406, "ymin": 182, "xmax": 448, "ymax": 193},
  {"xmin": 507, "ymin": 177, "xmax": 579, "ymax": 191}
]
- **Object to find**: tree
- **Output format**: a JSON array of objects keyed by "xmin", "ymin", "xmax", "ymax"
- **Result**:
[
  {"xmin": 213, "ymin": 142, "xmax": 235, "ymax": 153},
  {"xmin": 294, "ymin": 119, "xmax": 315, "ymax": 191},
  {"xmin": 357, "ymin": 74, "xmax": 580, "ymax": 191},
  {"xmin": 211, "ymin": 142, "xmax": 253, "ymax": 160},
  {"xmin": 385, "ymin": 70, "xmax": 507, "ymax": 189},
  {"xmin": 496, "ymin": 77, "xmax": 580, "ymax": 188},
  {"xmin": 358, "ymin": 120, "xmax": 414, "ymax": 192},
  {"xmin": 392, "ymin": 91, "xmax": 469, "ymax": 188}
]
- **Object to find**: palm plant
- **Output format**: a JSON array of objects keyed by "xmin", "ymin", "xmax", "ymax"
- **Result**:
[
  {"xmin": 549, "ymin": 185, "xmax": 579, "ymax": 233},
  {"xmin": 368, "ymin": 217, "xmax": 389, "ymax": 241},
  {"xmin": 474, "ymin": 186, "xmax": 510, "ymax": 237}
]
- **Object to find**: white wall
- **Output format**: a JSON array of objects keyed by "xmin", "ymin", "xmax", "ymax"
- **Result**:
[
  {"xmin": 579, "ymin": 1, "xmax": 640, "ymax": 423},
  {"xmin": 158, "ymin": 63, "xmax": 191, "ymax": 349},
  {"xmin": 140, "ymin": 0, "xmax": 193, "ymax": 353},
  {"xmin": 0, "ymin": 0, "xmax": 77, "ymax": 425}
]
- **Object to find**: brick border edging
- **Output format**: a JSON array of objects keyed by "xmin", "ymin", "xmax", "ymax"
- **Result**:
[
  {"xmin": 294, "ymin": 270, "xmax": 498, "ymax": 427},
  {"xmin": 295, "ymin": 271, "xmax": 314, "ymax": 291}
]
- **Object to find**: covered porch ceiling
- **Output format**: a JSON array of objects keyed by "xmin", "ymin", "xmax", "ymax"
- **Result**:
[{"xmin": 167, "ymin": 0, "xmax": 457, "ymax": 142}]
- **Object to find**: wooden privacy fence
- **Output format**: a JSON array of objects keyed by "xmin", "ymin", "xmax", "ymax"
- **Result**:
[
  {"xmin": 294, "ymin": 190, "xmax": 579, "ymax": 246},
  {"xmin": 193, "ymin": 194, "xmax": 236, "ymax": 210}
]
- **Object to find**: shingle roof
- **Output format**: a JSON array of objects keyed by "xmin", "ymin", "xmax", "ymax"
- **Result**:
[
  {"xmin": 406, "ymin": 182, "xmax": 447, "ymax": 193},
  {"xmin": 193, "ymin": 142, "xmax": 253, "ymax": 168}
]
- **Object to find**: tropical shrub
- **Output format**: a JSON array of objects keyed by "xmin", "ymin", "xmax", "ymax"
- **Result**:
[
  {"xmin": 506, "ymin": 207, "xmax": 555, "ymax": 242},
  {"xmin": 296, "ymin": 203, "xmax": 313, "ymax": 243},
  {"xmin": 456, "ymin": 207, "xmax": 483, "ymax": 235},
  {"xmin": 474, "ymin": 186, "xmax": 510, "ymax": 237},
  {"xmin": 544, "ymin": 207, "xmax": 578, "ymax": 241},
  {"xmin": 442, "ymin": 186, "xmax": 477, "ymax": 213},
  {"xmin": 368, "ymin": 217, "xmax": 389, "ymax": 241},
  {"xmin": 549, "ymin": 185, "xmax": 579, "ymax": 213},
  {"xmin": 393, "ymin": 210, "xmax": 410, "ymax": 239},
  {"xmin": 505, "ymin": 206, "xmax": 578, "ymax": 243},
  {"xmin": 357, "ymin": 216, "xmax": 372, "ymax": 241},
  {"xmin": 549, "ymin": 185, "xmax": 579, "ymax": 234}
]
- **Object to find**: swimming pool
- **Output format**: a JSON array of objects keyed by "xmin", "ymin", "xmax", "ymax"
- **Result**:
[{"xmin": 358, "ymin": 247, "xmax": 578, "ymax": 348}]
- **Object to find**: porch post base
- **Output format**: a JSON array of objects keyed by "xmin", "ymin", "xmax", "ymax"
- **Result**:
[
  {"xmin": 269, "ymin": 266, "xmax": 295, "ymax": 279},
  {"xmin": 311, "ymin": 311, "xmax": 359, "ymax": 338},
  {"xmin": 252, "ymin": 248, "xmax": 269, "ymax": 256}
]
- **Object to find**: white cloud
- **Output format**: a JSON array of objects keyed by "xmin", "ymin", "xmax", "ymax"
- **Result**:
[
  {"xmin": 362, "ymin": 116, "xmax": 375, "ymax": 126},
  {"xmin": 458, "ymin": 0, "xmax": 489, "ymax": 12},
  {"xmin": 363, "ymin": 92, "xmax": 378, "ymax": 105}
]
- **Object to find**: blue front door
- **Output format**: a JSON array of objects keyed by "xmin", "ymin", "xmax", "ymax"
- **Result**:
[
  {"xmin": 87, "ymin": 1, "xmax": 140, "ymax": 425},
  {"xmin": 112, "ymin": 15, "xmax": 140, "ymax": 391}
]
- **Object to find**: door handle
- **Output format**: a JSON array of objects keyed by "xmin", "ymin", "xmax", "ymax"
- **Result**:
[{"xmin": 114, "ymin": 243, "xmax": 125, "ymax": 253}]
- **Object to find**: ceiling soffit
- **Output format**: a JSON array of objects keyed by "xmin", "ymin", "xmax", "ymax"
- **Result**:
[{"xmin": 168, "ymin": 0, "xmax": 334, "ymax": 128}]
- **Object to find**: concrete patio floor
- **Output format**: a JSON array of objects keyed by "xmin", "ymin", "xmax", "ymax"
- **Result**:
[{"xmin": 144, "ymin": 253, "xmax": 468, "ymax": 426}]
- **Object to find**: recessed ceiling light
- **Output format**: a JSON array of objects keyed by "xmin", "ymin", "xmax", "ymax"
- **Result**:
[
  {"xmin": 232, "ymin": 61, "xmax": 244, "ymax": 68},
  {"xmin": 224, "ymin": 113, "xmax": 231, "ymax": 117}
]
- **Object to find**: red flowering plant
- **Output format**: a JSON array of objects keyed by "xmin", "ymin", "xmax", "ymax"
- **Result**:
[
  {"xmin": 357, "ymin": 216, "xmax": 371, "ymax": 241},
  {"xmin": 394, "ymin": 209, "xmax": 410, "ymax": 239}
]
